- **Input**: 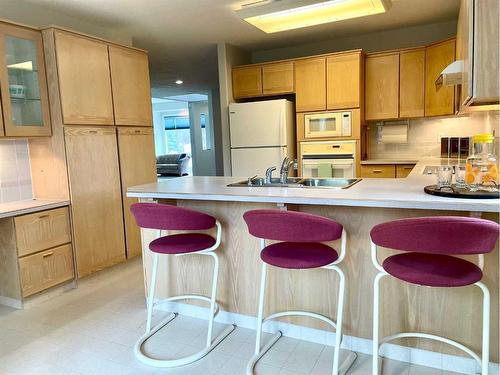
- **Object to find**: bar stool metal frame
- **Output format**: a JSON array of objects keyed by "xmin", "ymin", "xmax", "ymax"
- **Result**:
[
  {"xmin": 370, "ymin": 216, "xmax": 499, "ymax": 375},
  {"xmin": 243, "ymin": 209, "xmax": 357, "ymax": 375},
  {"xmin": 131, "ymin": 203, "xmax": 236, "ymax": 368}
]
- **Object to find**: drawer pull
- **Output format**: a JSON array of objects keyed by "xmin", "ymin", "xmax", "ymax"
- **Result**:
[
  {"xmin": 373, "ymin": 170, "xmax": 382, "ymax": 173},
  {"xmin": 403, "ymin": 167, "xmax": 413, "ymax": 170},
  {"xmin": 38, "ymin": 214, "xmax": 50, "ymax": 219},
  {"xmin": 42, "ymin": 252, "xmax": 54, "ymax": 258}
]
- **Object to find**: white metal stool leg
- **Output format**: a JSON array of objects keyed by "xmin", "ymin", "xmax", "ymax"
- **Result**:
[
  {"xmin": 135, "ymin": 246, "xmax": 235, "ymax": 368},
  {"xmin": 372, "ymin": 272, "xmax": 386, "ymax": 375},
  {"xmin": 477, "ymin": 281, "xmax": 490, "ymax": 375}
]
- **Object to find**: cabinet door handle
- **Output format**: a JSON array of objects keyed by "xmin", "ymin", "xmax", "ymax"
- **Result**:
[
  {"xmin": 373, "ymin": 170, "xmax": 382, "ymax": 173},
  {"xmin": 42, "ymin": 252, "xmax": 54, "ymax": 258},
  {"xmin": 38, "ymin": 214, "xmax": 49, "ymax": 219},
  {"xmin": 403, "ymin": 167, "xmax": 413, "ymax": 170}
]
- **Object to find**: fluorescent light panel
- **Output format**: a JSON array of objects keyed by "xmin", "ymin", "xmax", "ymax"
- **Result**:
[
  {"xmin": 238, "ymin": 0, "xmax": 391, "ymax": 33},
  {"xmin": 7, "ymin": 61, "xmax": 33, "ymax": 71}
]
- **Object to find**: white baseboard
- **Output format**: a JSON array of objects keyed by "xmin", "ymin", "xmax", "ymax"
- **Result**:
[
  {"xmin": 0, "ymin": 296, "xmax": 22, "ymax": 309},
  {"xmin": 156, "ymin": 300, "xmax": 499, "ymax": 375}
]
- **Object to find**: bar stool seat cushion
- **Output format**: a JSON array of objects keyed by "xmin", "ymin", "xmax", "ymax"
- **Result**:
[
  {"xmin": 149, "ymin": 233, "xmax": 216, "ymax": 254},
  {"xmin": 382, "ymin": 252, "xmax": 482, "ymax": 287},
  {"xmin": 261, "ymin": 242, "xmax": 338, "ymax": 269}
]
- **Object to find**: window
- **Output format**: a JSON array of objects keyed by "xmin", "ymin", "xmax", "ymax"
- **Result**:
[
  {"xmin": 163, "ymin": 115, "xmax": 191, "ymax": 155},
  {"xmin": 200, "ymin": 113, "xmax": 211, "ymax": 150}
]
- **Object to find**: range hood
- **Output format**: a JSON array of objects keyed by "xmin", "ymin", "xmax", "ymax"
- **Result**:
[{"xmin": 435, "ymin": 60, "xmax": 464, "ymax": 89}]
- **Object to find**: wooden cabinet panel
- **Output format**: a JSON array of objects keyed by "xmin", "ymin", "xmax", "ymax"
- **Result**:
[
  {"xmin": 0, "ymin": 23, "xmax": 51, "ymax": 137},
  {"xmin": 262, "ymin": 62, "xmax": 294, "ymax": 95},
  {"xmin": 396, "ymin": 164, "xmax": 415, "ymax": 178},
  {"xmin": 109, "ymin": 46, "xmax": 152, "ymax": 126},
  {"xmin": 327, "ymin": 53, "xmax": 361, "ymax": 110},
  {"xmin": 0, "ymin": 90, "xmax": 4, "ymax": 136},
  {"xmin": 360, "ymin": 164, "xmax": 395, "ymax": 178},
  {"xmin": 365, "ymin": 54, "xmax": 399, "ymax": 120},
  {"xmin": 295, "ymin": 57, "xmax": 326, "ymax": 112},
  {"xmin": 55, "ymin": 31, "xmax": 114, "ymax": 125},
  {"xmin": 425, "ymin": 39, "xmax": 456, "ymax": 117},
  {"xmin": 117, "ymin": 127, "xmax": 157, "ymax": 258},
  {"xmin": 399, "ymin": 49, "xmax": 425, "ymax": 118},
  {"xmin": 15, "ymin": 207, "xmax": 71, "ymax": 257},
  {"xmin": 232, "ymin": 66, "xmax": 262, "ymax": 99},
  {"xmin": 64, "ymin": 127, "xmax": 125, "ymax": 277},
  {"xmin": 19, "ymin": 244, "xmax": 74, "ymax": 297}
]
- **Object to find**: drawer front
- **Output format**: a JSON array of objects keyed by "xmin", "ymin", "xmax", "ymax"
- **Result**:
[
  {"xmin": 396, "ymin": 164, "xmax": 415, "ymax": 178},
  {"xmin": 15, "ymin": 207, "xmax": 71, "ymax": 257},
  {"xmin": 360, "ymin": 164, "xmax": 396, "ymax": 178},
  {"xmin": 19, "ymin": 244, "xmax": 75, "ymax": 297}
]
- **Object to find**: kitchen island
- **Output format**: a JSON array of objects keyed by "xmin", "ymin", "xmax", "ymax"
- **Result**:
[{"xmin": 128, "ymin": 159, "xmax": 499, "ymax": 369}]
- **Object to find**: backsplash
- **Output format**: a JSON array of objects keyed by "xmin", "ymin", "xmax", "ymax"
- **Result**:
[
  {"xmin": 0, "ymin": 140, "xmax": 33, "ymax": 203},
  {"xmin": 368, "ymin": 111, "xmax": 499, "ymax": 160}
]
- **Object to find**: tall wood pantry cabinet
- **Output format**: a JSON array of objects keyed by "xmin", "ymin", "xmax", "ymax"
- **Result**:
[{"xmin": 41, "ymin": 27, "xmax": 156, "ymax": 277}]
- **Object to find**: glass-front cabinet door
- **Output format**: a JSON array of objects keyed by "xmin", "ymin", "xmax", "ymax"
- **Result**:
[{"xmin": 0, "ymin": 23, "xmax": 51, "ymax": 136}]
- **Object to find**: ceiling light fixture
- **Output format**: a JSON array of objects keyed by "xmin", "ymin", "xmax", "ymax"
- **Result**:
[
  {"xmin": 236, "ymin": 0, "xmax": 391, "ymax": 33},
  {"xmin": 175, "ymin": 79, "xmax": 183, "ymax": 85}
]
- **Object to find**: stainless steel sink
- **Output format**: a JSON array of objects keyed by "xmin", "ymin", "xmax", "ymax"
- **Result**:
[{"xmin": 228, "ymin": 177, "xmax": 362, "ymax": 189}]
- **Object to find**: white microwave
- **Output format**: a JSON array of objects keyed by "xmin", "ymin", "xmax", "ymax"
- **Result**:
[{"xmin": 304, "ymin": 111, "xmax": 352, "ymax": 139}]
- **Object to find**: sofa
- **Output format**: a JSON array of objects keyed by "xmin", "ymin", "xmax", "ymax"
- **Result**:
[{"xmin": 156, "ymin": 153, "xmax": 190, "ymax": 176}]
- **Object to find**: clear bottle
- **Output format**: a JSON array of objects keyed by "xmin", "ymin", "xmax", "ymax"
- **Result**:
[{"xmin": 465, "ymin": 134, "xmax": 498, "ymax": 190}]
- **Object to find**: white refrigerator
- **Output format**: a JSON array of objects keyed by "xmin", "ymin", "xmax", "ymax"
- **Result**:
[{"xmin": 229, "ymin": 99, "xmax": 295, "ymax": 177}]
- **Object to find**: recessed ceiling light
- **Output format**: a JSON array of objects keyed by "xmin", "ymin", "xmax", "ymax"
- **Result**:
[
  {"xmin": 175, "ymin": 80, "xmax": 183, "ymax": 85},
  {"xmin": 237, "ymin": 0, "xmax": 391, "ymax": 33}
]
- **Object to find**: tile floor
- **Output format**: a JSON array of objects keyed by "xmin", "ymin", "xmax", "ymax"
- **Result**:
[{"xmin": 0, "ymin": 258, "xmax": 462, "ymax": 375}]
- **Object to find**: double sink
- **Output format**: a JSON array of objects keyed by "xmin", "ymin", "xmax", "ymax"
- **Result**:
[{"xmin": 228, "ymin": 177, "xmax": 362, "ymax": 189}]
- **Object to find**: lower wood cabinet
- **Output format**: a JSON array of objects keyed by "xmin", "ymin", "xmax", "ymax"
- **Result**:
[
  {"xmin": 396, "ymin": 164, "xmax": 415, "ymax": 178},
  {"xmin": 64, "ymin": 127, "xmax": 126, "ymax": 278},
  {"xmin": 19, "ymin": 244, "xmax": 74, "ymax": 297},
  {"xmin": 361, "ymin": 163, "xmax": 415, "ymax": 178}
]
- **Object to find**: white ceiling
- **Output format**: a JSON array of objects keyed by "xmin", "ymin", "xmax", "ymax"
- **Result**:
[{"xmin": 14, "ymin": 0, "xmax": 460, "ymax": 95}]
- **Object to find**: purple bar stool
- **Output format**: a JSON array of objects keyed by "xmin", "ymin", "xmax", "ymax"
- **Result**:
[
  {"xmin": 243, "ymin": 209, "xmax": 357, "ymax": 375},
  {"xmin": 370, "ymin": 216, "xmax": 499, "ymax": 375},
  {"xmin": 130, "ymin": 203, "xmax": 235, "ymax": 368}
]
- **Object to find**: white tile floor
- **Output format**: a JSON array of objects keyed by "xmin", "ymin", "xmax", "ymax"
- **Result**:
[{"xmin": 0, "ymin": 258, "xmax": 462, "ymax": 375}]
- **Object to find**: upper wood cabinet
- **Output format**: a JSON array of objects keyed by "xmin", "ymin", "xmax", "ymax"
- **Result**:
[
  {"xmin": 117, "ymin": 127, "xmax": 157, "ymax": 258},
  {"xmin": 399, "ymin": 49, "xmax": 425, "ymax": 118},
  {"xmin": 457, "ymin": 0, "xmax": 499, "ymax": 108},
  {"xmin": 365, "ymin": 53, "xmax": 399, "ymax": 120},
  {"xmin": 425, "ymin": 39, "xmax": 456, "ymax": 117},
  {"xmin": 232, "ymin": 66, "xmax": 262, "ymax": 99},
  {"xmin": 262, "ymin": 62, "xmax": 294, "ymax": 95},
  {"xmin": 55, "ymin": 31, "xmax": 114, "ymax": 125},
  {"xmin": 294, "ymin": 57, "xmax": 326, "ymax": 112},
  {"xmin": 327, "ymin": 52, "xmax": 362, "ymax": 110},
  {"xmin": 0, "ymin": 23, "xmax": 51, "ymax": 136},
  {"xmin": 109, "ymin": 46, "xmax": 152, "ymax": 126}
]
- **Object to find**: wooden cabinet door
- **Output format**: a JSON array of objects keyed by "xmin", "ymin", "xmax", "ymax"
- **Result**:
[
  {"xmin": 327, "ymin": 53, "xmax": 361, "ymax": 110},
  {"xmin": 399, "ymin": 49, "xmax": 425, "ymax": 118},
  {"xmin": 55, "ymin": 31, "xmax": 114, "ymax": 125},
  {"xmin": 232, "ymin": 66, "xmax": 262, "ymax": 99},
  {"xmin": 19, "ymin": 244, "xmax": 74, "ymax": 297},
  {"xmin": 396, "ymin": 164, "xmax": 415, "ymax": 178},
  {"xmin": 117, "ymin": 127, "xmax": 157, "ymax": 258},
  {"xmin": 425, "ymin": 39, "xmax": 456, "ymax": 117},
  {"xmin": 0, "ymin": 23, "xmax": 51, "ymax": 136},
  {"xmin": 294, "ymin": 57, "xmax": 326, "ymax": 112},
  {"xmin": 365, "ymin": 54, "xmax": 399, "ymax": 121},
  {"xmin": 64, "ymin": 127, "xmax": 125, "ymax": 277},
  {"xmin": 360, "ymin": 164, "xmax": 396, "ymax": 178},
  {"xmin": 15, "ymin": 207, "xmax": 71, "ymax": 257},
  {"xmin": 109, "ymin": 46, "xmax": 152, "ymax": 126},
  {"xmin": 262, "ymin": 62, "xmax": 294, "ymax": 95}
]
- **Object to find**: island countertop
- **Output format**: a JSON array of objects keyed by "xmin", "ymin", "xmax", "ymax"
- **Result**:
[{"xmin": 128, "ymin": 159, "xmax": 500, "ymax": 212}]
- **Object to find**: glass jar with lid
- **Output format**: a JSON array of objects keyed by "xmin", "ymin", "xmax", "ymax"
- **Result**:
[{"xmin": 465, "ymin": 134, "xmax": 498, "ymax": 190}]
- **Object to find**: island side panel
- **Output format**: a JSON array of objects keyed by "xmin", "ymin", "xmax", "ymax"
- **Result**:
[{"xmin": 140, "ymin": 200, "xmax": 498, "ymax": 362}]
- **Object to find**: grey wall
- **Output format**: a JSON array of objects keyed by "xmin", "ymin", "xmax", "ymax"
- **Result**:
[
  {"xmin": 216, "ymin": 43, "xmax": 251, "ymax": 176},
  {"xmin": 251, "ymin": 20, "xmax": 457, "ymax": 63}
]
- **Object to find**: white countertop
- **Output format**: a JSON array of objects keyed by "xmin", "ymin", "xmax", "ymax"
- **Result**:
[
  {"xmin": 0, "ymin": 199, "xmax": 70, "ymax": 219},
  {"xmin": 127, "ymin": 158, "xmax": 500, "ymax": 213},
  {"xmin": 361, "ymin": 159, "xmax": 418, "ymax": 165}
]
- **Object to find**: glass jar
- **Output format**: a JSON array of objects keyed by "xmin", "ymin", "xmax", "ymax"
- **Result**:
[{"xmin": 465, "ymin": 134, "xmax": 498, "ymax": 190}]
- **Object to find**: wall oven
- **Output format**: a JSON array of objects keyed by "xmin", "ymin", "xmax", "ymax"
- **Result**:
[
  {"xmin": 300, "ymin": 140, "xmax": 357, "ymax": 178},
  {"xmin": 304, "ymin": 110, "xmax": 352, "ymax": 139}
]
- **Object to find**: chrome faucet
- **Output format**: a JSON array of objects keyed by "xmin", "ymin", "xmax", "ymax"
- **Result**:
[
  {"xmin": 265, "ymin": 166, "xmax": 276, "ymax": 184},
  {"xmin": 279, "ymin": 157, "xmax": 295, "ymax": 184}
]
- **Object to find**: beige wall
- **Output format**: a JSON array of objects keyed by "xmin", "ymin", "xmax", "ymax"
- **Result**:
[
  {"xmin": 216, "ymin": 43, "xmax": 251, "ymax": 176},
  {"xmin": 0, "ymin": 140, "xmax": 32, "ymax": 203},
  {"xmin": 368, "ymin": 111, "xmax": 500, "ymax": 159},
  {"xmin": 251, "ymin": 20, "xmax": 457, "ymax": 63}
]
